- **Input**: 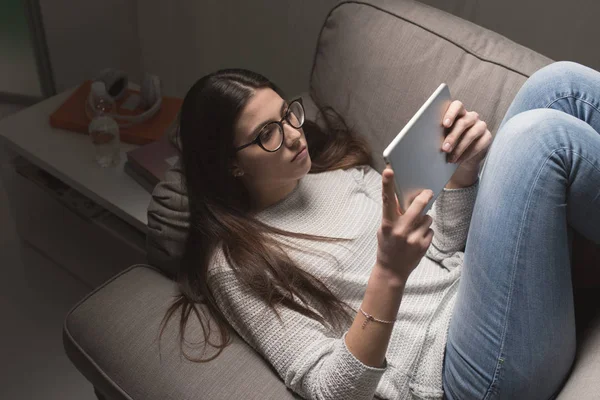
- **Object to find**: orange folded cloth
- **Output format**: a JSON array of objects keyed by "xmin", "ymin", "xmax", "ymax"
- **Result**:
[{"xmin": 49, "ymin": 80, "xmax": 183, "ymax": 145}]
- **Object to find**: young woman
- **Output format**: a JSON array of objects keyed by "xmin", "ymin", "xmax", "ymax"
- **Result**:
[{"xmin": 162, "ymin": 61, "xmax": 600, "ymax": 400}]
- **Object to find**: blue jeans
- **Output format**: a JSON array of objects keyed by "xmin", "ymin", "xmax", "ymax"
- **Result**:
[{"xmin": 442, "ymin": 61, "xmax": 600, "ymax": 400}]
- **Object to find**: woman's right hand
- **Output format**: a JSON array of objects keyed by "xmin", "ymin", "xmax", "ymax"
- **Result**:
[{"xmin": 375, "ymin": 166, "xmax": 435, "ymax": 283}]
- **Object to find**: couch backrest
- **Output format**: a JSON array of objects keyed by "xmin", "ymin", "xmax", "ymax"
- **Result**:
[
  {"xmin": 310, "ymin": 0, "xmax": 552, "ymax": 171},
  {"xmin": 147, "ymin": 0, "xmax": 552, "ymax": 272}
]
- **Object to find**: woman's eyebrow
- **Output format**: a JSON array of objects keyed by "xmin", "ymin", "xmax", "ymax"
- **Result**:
[{"xmin": 250, "ymin": 100, "xmax": 287, "ymax": 137}]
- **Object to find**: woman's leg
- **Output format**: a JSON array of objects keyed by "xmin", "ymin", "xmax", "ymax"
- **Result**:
[
  {"xmin": 443, "ymin": 61, "xmax": 600, "ymax": 400},
  {"xmin": 481, "ymin": 61, "xmax": 600, "ymax": 243}
]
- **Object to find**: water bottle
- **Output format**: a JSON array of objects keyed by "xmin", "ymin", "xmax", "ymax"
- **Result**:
[{"xmin": 88, "ymin": 81, "xmax": 120, "ymax": 167}]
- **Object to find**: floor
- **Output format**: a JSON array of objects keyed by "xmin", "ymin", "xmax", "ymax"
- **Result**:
[{"xmin": 0, "ymin": 103, "xmax": 95, "ymax": 399}]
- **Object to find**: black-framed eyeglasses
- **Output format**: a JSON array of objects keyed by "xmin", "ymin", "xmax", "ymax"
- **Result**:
[{"xmin": 235, "ymin": 98, "xmax": 305, "ymax": 153}]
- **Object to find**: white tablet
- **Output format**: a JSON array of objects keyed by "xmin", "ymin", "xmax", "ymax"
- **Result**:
[{"xmin": 383, "ymin": 83, "xmax": 458, "ymax": 215}]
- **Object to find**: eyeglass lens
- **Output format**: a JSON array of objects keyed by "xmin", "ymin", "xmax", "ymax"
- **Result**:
[
  {"xmin": 258, "ymin": 101, "xmax": 305, "ymax": 151},
  {"xmin": 259, "ymin": 123, "xmax": 283, "ymax": 151},
  {"xmin": 287, "ymin": 101, "xmax": 305, "ymax": 128}
]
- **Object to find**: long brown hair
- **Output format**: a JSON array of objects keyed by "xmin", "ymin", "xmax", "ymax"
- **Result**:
[{"xmin": 160, "ymin": 68, "xmax": 373, "ymax": 361}]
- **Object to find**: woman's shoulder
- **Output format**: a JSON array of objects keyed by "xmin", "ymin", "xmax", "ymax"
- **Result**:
[{"xmin": 206, "ymin": 246, "xmax": 233, "ymax": 279}]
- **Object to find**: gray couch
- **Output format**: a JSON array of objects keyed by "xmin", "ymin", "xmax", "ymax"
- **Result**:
[{"xmin": 63, "ymin": 1, "xmax": 600, "ymax": 399}]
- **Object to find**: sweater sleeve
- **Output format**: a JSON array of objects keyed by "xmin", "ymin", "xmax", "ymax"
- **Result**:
[
  {"xmin": 356, "ymin": 165, "xmax": 479, "ymax": 259},
  {"xmin": 208, "ymin": 267, "xmax": 387, "ymax": 400},
  {"xmin": 424, "ymin": 181, "xmax": 479, "ymax": 261}
]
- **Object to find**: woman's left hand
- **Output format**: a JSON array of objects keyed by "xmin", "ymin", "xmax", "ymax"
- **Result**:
[{"xmin": 441, "ymin": 100, "xmax": 493, "ymax": 172}]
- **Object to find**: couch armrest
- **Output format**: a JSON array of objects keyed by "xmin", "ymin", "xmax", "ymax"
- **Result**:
[{"xmin": 63, "ymin": 265, "xmax": 299, "ymax": 400}]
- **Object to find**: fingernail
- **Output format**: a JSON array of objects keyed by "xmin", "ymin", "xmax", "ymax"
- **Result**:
[
  {"xmin": 444, "ymin": 118, "xmax": 451, "ymax": 127},
  {"xmin": 443, "ymin": 142, "xmax": 451, "ymax": 151}
]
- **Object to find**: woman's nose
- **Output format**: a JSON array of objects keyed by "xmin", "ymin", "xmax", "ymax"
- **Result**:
[{"xmin": 284, "ymin": 123, "xmax": 302, "ymax": 146}]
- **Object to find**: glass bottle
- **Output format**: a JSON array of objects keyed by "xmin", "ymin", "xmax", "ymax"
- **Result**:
[{"xmin": 88, "ymin": 82, "xmax": 120, "ymax": 167}]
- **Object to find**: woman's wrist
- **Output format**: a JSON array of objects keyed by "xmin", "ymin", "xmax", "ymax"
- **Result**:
[
  {"xmin": 446, "ymin": 166, "xmax": 479, "ymax": 189},
  {"xmin": 358, "ymin": 263, "xmax": 405, "ymax": 328},
  {"xmin": 344, "ymin": 262, "xmax": 406, "ymax": 368},
  {"xmin": 372, "ymin": 262, "xmax": 407, "ymax": 289}
]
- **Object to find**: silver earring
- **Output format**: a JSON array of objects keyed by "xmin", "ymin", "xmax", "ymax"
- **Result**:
[{"xmin": 234, "ymin": 170, "xmax": 244, "ymax": 177}]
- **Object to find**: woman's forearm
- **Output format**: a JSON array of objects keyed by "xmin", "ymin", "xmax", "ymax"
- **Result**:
[{"xmin": 344, "ymin": 263, "xmax": 405, "ymax": 368}]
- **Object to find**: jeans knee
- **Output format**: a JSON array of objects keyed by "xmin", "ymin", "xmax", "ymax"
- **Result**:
[
  {"xmin": 524, "ymin": 61, "xmax": 589, "ymax": 101},
  {"xmin": 486, "ymin": 107, "xmax": 597, "ymax": 184},
  {"xmin": 496, "ymin": 108, "xmax": 564, "ymax": 147},
  {"xmin": 533, "ymin": 61, "xmax": 584, "ymax": 80},
  {"xmin": 488, "ymin": 109, "xmax": 575, "ymax": 172}
]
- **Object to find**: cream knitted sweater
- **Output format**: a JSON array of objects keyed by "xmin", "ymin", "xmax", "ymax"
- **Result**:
[{"xmin": 207, "ymin": 166, "xmax": 479, "ymax": 400}]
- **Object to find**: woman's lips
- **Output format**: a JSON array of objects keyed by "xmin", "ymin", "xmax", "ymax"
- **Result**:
[{"xmin": 292, "ymin": 147, "xmax": 307, "ymax": 162}]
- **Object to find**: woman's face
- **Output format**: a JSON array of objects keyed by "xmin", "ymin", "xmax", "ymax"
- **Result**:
[{"xmin": 232, "ymin": 88, "xmax": 311, "ymax": 190}]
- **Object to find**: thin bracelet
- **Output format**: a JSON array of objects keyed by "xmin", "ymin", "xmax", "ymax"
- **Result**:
[{"xmin": 359, "ymin": 307, "xmax": 396, "ymax": 329}]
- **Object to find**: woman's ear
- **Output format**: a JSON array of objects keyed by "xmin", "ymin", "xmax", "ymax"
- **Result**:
[{"xmin": 230, "ymin": 161, "xmax": 245, "ymax": 177}]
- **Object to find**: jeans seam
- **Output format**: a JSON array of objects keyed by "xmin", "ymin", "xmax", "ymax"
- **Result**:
[
  {"xmin": 545, "ymin": 94, "xmax": 600, "ymax": 116},
  {"xmin": 483, "ymin": 148, "xmax": 558, "ymax": 399},
  {"xmin": 484, "ymin": 146, "xmax": 597, "ymax": 399}
]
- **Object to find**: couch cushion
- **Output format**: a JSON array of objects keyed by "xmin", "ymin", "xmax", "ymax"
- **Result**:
[
  {"xmin": 63, "ymin": 265, "xmax": 299, "ymax": 400},
  {"xmin": 310, "ymin": 0, "xmax": 553, "ymax": 171},
  {"xmin": 64, "ymin": 270, "xmax": 600, "ymax": 400}
]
